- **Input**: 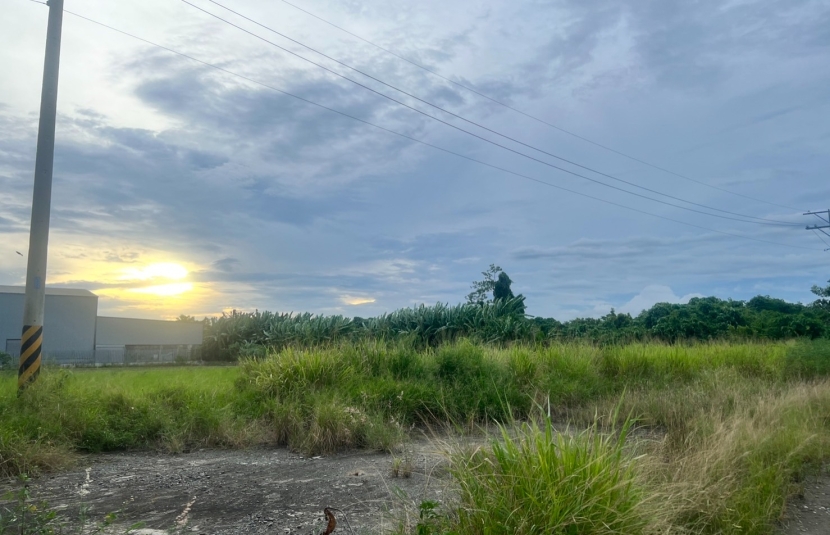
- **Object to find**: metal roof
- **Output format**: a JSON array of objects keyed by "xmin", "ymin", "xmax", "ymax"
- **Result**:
[{"xmin": 0, "ymin": 285, "xmax": 97, "ymax": 298}]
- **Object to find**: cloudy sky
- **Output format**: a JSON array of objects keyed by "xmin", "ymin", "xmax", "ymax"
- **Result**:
[{"xmin": 1, "ymin": 0, "xmax": 828, "ymax": 320}]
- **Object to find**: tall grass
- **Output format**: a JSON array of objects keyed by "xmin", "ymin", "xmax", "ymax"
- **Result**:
[
  {"xmin": 449, "ymin": 416, "xmax": 647, "ymax": 535},
  {"xmin": 1, "ymin": 339, "xmax": 829, "ymax": 534},
  {"xmin": 608, "ymin": 378, "xmax": 829, "ymax": 535},
  {"xmin": 202, "ymin": 297, "xmax": 531, "ymax": 360},
  {"xmin": 0, "ymin": 367, "xmax": 247, "ymax": 475}
]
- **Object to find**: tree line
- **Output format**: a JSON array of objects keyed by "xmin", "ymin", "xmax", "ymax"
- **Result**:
[{"xmin": 189, "ymin": 268, "xmax": 830, "ymax": 360}]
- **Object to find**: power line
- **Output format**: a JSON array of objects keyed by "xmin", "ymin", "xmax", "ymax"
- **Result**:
[
  {"xmin": 181, "ymin": 0, "xmax": 799, "ymax": 228},
  {"xmin": 805, "ymin": 210, "xmax": 830, "ymax": 238},
  {"xmin": 272, "ymin": 0, "xmax": 803, "ymax": 213},
  {"xmin": 46, "ymin": 6, "xmax": 820, "ymax": 251},
  {"xmin": 804, "ymin": 211, "xmax": 830, "ymax": 250},
  {"xmin": 187, "ymin": 0, "xmax": 800, "ymax": 228},
  {"xmin": 812, "ymin": 230, "xmax": 830, "ymax": 250}
]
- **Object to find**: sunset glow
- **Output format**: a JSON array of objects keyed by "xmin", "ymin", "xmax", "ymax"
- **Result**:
[
  {"xmin": 121, "ymin": 263, "xmax": 188, "ymax": 281},
  {"xmin": 130, "ymin": 282, "xmax": 194, "ymax": 296},
  {"xmin": 341, "ymin": 296, "xmax": 376, "ymax": 306}
]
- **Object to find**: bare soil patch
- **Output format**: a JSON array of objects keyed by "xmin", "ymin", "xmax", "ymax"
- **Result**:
[
  {"xmin": 779, "ymin": 470, "xmax": 830, "ymax": 535},
  {"xmin": 0, "ymin": 442, "xmax": 452, "ymax": 534},
  {"xmin": 8, "ymin": 433, "xmax": 823, "ymax": 534}
]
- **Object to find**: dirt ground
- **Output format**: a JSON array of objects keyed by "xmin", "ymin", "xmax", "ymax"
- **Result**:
[
  {"xmin": 1, "ymin": 440, "xmax": 453, "ymax": 535},
  {"xmin": 4, "ymin": 441, "xmax": 828, "ymax": 535},
  {"xmin": 779, "ymin": 469, "xmax": 830, "ymax": 535}
]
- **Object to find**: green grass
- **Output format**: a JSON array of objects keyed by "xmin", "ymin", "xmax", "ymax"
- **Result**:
[
  {"xmin": 0, "ymin": 366, "xmax": 245, "ymax": 474},
  {"xmin": 1, "ymin": 339, "xmax": 830, "ymax": 534},
  {"xmin": 449, "ymin": 416, "xmax": 647, "ymax": 535}
]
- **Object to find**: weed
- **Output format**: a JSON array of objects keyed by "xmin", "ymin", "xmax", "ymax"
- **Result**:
[
  {"xmin": 450, "ymin": 415, "xmax": 647, "ymax": 534},
  {"xmin": 0, "ymin": 475, "xmax": 119, "ymax": 535},
  {"xmin": 0, "ymin": 476, "xmax": 59, "ymax": 535},
  {"xmin": 414, "ymin": 501, "xmax": 455, "ymax": 535},
  {"xmin": 391, "ymin": 452, "xmax": 413, "ymax": 479},
  {"xmin": 1, "ymin": 340, "xmax": 830, "ymax": 534}
]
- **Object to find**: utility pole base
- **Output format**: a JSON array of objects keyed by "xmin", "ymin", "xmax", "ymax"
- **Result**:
[{"xmin": 18, "ymin": 324, "xmax": 43, "ymax": 392}]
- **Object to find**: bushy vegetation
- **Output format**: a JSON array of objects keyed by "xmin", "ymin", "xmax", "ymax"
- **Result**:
[
  {"xmin": 450, "ymin": 417, "xmax": 646, "ymax": 534},
  {"xmin": 199, "ymin": 294, "xmax": 830, "ymax": 361},
  {"xmin": 540, "ymin": 294, "xmax": 830, "ymax": 344},
  {"xmin": 405, "ymin": 375, "xmax": 830, "ymax": 535},
  {"xmin": 202, "ymin": 297, "xmax": 531, "ymax": 360},
  {"xmin": 3, "ymin": 339, "xmax": 830, "ymax": 533}
]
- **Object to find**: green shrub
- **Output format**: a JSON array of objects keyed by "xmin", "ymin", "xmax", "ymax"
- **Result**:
[
  {"xmin": 0, "ymin": 352, "xmax": 13, "ymax": 370},
  {"xmin": 450, "ymin": 416, "xmax": 646, "ymax": 534},
  {"xmin": 784, "ymin": 339, "xmax": 830, "ymax": 379}
]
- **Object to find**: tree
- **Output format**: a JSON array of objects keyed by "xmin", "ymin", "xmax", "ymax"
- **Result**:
[
  {"xmin": 812, "ymin": 279, "xmax": 830, "ymax": 311},
  {"xmin": 176, "ymin": 314, "xmax": 198, "ymax": 322},
  {"xmin": 493, "ymin": 272, "xmax": 515, "ymax": 301},
  {"xmin": 466, "ymin": 264, "xmax": 503, "ymax": 305},
  {"xmin": 812, "ymin": 280, "xmax": 830, "ymax": 299},
  {"xmin": 466, "ymin": 265, "xmax": 527, "ymax": 314}
]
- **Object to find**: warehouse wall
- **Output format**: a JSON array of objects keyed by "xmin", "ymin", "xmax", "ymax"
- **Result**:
[
  {"xmin": 96, "ymin": 317, "xmax": 203, "ymax": 346},
  {"xmin": 95, "ymin": 317, "xmax": 203, "ymax": 365},
  {"xmin": 0, "ymin": 292, "xmax": 98, "ymax": 358},
  {"xmin": 1, "ymin": 288, "xmax": 203, "ymax": 366}
]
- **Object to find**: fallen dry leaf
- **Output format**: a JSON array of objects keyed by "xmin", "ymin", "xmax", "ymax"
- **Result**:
[{"xmin": 321, "ymin": 507, "xmax": 336, "ymax": 535}]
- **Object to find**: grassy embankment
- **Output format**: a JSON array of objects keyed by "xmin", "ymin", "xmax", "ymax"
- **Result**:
[{"xmin": 1, "ymin": 340, "xmax": 829, "ymax": 534}]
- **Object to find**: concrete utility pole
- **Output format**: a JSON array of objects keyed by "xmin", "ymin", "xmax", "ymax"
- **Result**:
[
  {"xmin": 804, "ymin": 209, "xmax": 830, "ymax": 251},
  {"xmin": 20, "ymin": 0, "xmax": 64, "ymax": 391}
]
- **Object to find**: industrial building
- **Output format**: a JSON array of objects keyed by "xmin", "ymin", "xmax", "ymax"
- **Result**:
[
  {"xmin": 0, "ymin": 286, "xmax": 98, "ymax": 360},
  {"xmin": 95, "ymin": 316, "xmax": 203, "ymax": 364},
  {"xmin": 0, "ymin": 286, "xmax": 203, "ymax": 365}
]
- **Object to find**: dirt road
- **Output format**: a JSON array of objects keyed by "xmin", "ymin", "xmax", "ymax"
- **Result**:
[{"xmin": 3, "ymin": 444, "xmax": 449, "ymax": 534}]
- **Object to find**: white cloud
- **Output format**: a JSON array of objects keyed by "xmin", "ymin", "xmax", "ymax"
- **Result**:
[{"xmin": 618, "ymin": 285, "xmax": 705, "ymax": 316}]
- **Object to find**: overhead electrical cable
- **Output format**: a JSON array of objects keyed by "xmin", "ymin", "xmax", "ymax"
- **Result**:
[
  {"xmin": 183, "ymin": 0, "xmax": 799, "ymax": 228},
  {"xmin": 38, "ymin": 5, "xmax": 819, "ymax": 251},
  {"xmin": 272, "ymin": 0, "xmax": 803, "ymax": 213},
  {"xmin": 812, "ymin": 230, "xmax": 830, "ymax": 249}
]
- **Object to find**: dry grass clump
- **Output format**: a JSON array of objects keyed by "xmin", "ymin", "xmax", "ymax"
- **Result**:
[
  {"xmin": 265, "ymin": 397, "xmax": 405, "ymax": 455},
  {"xmin": 638, "ymin": 381, "xmax": 830, "ymax": 534},
  {"xmin": 0, "ymin": 429, "xmax": 75, "ymax": 477}
]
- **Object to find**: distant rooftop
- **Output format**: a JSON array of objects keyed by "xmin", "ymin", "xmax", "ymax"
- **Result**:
[
  {"xmin": 0, "ymin": 285, "xmax": 97, "ymax": 298},
  {"xmin": 96, "ymin": 316, "xmax": 184, "ymax": 325}
]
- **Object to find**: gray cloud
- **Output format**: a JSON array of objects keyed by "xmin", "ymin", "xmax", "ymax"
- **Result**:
[
  {"xmin": 211, "ymin": 257, "xmax": 238, "ymax": 272},
  {"xmin": 0, "ymin": 0, "xmax": 828, "ymax": 321}
]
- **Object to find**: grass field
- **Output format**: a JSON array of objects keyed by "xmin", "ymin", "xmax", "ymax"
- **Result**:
[{"xmin": 1, "ymin": 339, "xmax": 829, "ymax": 534}]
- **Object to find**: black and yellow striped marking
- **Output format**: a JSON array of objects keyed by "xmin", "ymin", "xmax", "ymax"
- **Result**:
[{"xmin": 18, "ymin": 324, "xmax": 42, "ymax": 390}]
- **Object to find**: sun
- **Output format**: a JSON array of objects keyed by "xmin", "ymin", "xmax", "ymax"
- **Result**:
[{"xmin": 118, "ymin": 262, "xmax": 194, "ymax": 297}]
